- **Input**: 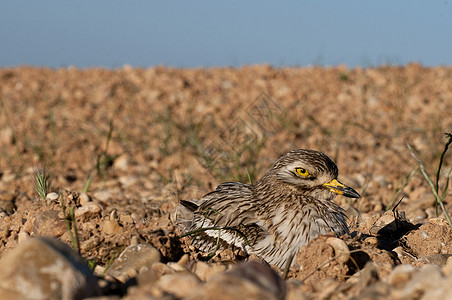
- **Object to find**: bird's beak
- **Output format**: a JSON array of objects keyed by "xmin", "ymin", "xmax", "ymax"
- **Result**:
[{"xmin": 323, "ymin": 179, "xmax": 360, "ymax": 198}]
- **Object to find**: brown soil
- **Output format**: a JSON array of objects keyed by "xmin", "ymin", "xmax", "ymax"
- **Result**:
[{"xmin": 0, "ymin": 64, "xmax": 452, "ymax": 298}]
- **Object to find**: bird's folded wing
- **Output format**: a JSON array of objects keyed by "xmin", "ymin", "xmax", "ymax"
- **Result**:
[{"xmin": 195, "ymin": 182, "xmax": 259, "ymax": 228}]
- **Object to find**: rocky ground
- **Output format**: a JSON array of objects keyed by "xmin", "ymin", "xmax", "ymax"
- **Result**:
[{"xmin": 0, "ymin": 64, "xmax": 451, "ymax": 299}]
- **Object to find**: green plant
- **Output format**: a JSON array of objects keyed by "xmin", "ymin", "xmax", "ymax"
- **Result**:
[
  {"xmin": 61, "ymin": 196, "xmax": 80, "ymax": 253},
  {"xmin": 33, "ymin": 166, "xmax": 49, "ymax": 200},
  {"xmin": 407, "ymin": 133, "xmax": 452, "ymax": 229}
]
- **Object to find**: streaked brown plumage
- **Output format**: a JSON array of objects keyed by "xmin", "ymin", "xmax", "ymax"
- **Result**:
[{"xmin": 177, "ymin": 149, "xmax": 360, "ymax": 268}]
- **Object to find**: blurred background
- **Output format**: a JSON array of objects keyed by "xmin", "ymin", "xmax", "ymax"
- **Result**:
[{"xmin": 1, "ymin": 1, "xmax": 451, "ymax": 68}]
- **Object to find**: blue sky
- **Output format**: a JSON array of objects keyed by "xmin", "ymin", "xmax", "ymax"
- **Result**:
[{"xmin": 1, "ymin": 1, "xmax": 451, "ymax": 68}]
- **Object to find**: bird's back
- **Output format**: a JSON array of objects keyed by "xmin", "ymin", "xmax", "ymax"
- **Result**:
[{"xmin": 177, "ymin": 182, "xmax": 265, "ymax": 254}]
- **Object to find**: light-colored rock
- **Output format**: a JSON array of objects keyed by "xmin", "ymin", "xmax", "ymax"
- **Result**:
[
  {"xmin": 429, "ymin": 217, "xmax": 449, "ymax": 226},
  {"xmin": 46, "ymin": 192, "xmax": 60, "ymax": 202},
  {"xmin": 113, "ymin": 154, "xmax": 129, "ymax": 171},
  {"xmin": 326, "ymin": 237, "xmax": 350, "ymax": 264},
  {"xmin": 442, "ymin": 256, "xmax": 452, "ymax": 276},
  {"xmin": 107, "ymin": 244, "xmax": 161, "ymax": 280},
  {"xmin": 188, "ymin": 261, "xmax": 285, "ymax": 300},
  {"xmin": 103, "ymin": 220, "xmax": 124, "ymax": 234},
  {"xmin": 93, "ymin": 190, "xmax": 112, "ymax": 202},
  {"xmin": 387, "ymin": 264, "xmax": 417, "ymax": 287},
  {"xmin": 158, "ymin": 273, "xmax": 202, "ymax": 298},
  {"xmin": 177, "ymin": 253, "xmax": 190, "ymax": 267},
  {"xmin": 423, "ymin": 254, "xmax": 452, "ymax": 267},
  {"xmin": 79, "ymin": 192, "xmax": 91, "ymax": 206},
  {"xmin": 167, "ymin": 262, "xmax": 188, "ymax": 272},
  {"xmin": 74, "ymin": 204, "xmax": 102, "ymax": 220},
  {"xmin": 17, "ymin": 231, "xmax": 29, "ymax": 243},
  {"xmin": 151, "ymin": 262, "xmax": 175, "ymax": 278},
  {"xmin": 0, "ymin": 237, "xmax": 100, "ymax": 300},
  {"xmin": 33, "ymin": 210, "xmax": 67, "ymax": 237},
  {"xmin": 369, "ymin": 211, "xmax": 397, "ymax": 235},
  {"xmin": 192, "ymin": 261, "xmax": 228, "ymax": 281},
  {"xmin": 393, "ymin": 264, "xmax": 443, "ymax": 299}
]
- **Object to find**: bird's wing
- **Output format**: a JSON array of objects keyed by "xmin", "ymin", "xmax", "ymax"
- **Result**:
[
  {"xmin": 181, "ymin": 182, "xmax": 266, "ymax": 250},
  {"xmin": 195, "ymin": 182, "xmax": 258, "ymax": 227}
]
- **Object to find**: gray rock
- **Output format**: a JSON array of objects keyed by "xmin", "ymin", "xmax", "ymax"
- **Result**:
[
  {"xmin": 189, "ymin": 261, "xmax": 285, "ymax": 300},
  {"xmin": 158, "ymin": 273, "xmax": 202, "ymax": 298},
  {"xmin": 107, "ymin": 244, "xmax": 161, "ymax": 280},
  {"xmin": 0, "ymin": 237, "xmax": 101, "ymax": 300},
  {"xmin": 33, "ymin": 210, "xmax": 67, "ymax": 237}
]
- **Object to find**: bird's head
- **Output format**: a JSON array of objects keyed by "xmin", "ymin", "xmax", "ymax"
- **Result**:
[{"xmin": 271, "ymin": 149, "xmax": 360, "ymax": 200}]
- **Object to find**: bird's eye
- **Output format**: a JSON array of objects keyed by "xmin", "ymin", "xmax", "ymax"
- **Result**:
[{"xmin": 295, "ymin": 168, "xmax": 310, "ymax": 177}]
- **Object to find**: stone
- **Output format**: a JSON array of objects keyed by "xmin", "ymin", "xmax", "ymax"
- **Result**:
[
  {"xmin": 191, "ymin": 261, "xmax": 228, "ymax": 281},
  {"xmin": 0, "ymin": 237, "xmax": 100, "ymax": 300},
  {"xmin": 442, "ymin": 256, "xmax": 452, "ymax": 276},
  {"xmin": 79, "ymin": 192, "xmax": 91, "ymax": 206},
  {"xmin": 74, "ymin": 204, "xmax": 102, "ymax": 220},
  {"xmin": 387, "ymin": 264, "xmax": 417, "ymax": 287},
  {"xmin": 369, "ymin": 211, "xmax": 397, "ymax": 235},
  {"xmin": 33, "ymin": 210, "xmax": 67, "ymax": 237},
  {"xmin": 189, "ymin": 261, "xmax": 285, "ymax": 300},
  {"xmin": 107, "ymin": 244, "xmax": 161, "ymax": 280},
  {"xmin": 93, "ymin": 190, "xmax": 112, "ymax": 203},
  {"xmin": 423, "ymin": 254, "xmax": 452, "ymax": 267},
  {"xmin": 158, "ymin": 273, "xmax": 202, "ymax": 298},
  {"xmin": 150, "ymin": 262, "xmax": 175, "ymax": 278},
  {"xmin": 46, "ymin": 192, "xmax": 60, "ymax": 202},
  {"xmin": 103, "ymin": 220, "xmax": 124, "ymax": 234},
  {"xmin": 326, "ymin": 237, "xmax": 350, "ymax": 264},
  {"xmin": 393, "ymin": 264, "xmax": 443, "ymax": 298},
  {"xmin": 17, "ymin": 231, "xmax": 29, "ymax": 243},
  {"xmin": 113, "ymin": 154, "xmax": 129, "ymax": 171}
]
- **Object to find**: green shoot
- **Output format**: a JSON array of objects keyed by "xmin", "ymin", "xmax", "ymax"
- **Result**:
[
  {"xmin": 83, "ymin": 172, "xmax": 93, "ymax": 193},
  {"xmin": 434, "ymin": 133, "xmax": 452, "ymax": 215},
  {"xmin": 61, "ymin": 197, "xmax": 80, "ymax": 253},
  {"xmin": 407, "ymin": 142, "xmax": 452, "ymax": 230},
  {"xmin": 33, "ymin": 166, "xmax": 49, "ymax": 200}
]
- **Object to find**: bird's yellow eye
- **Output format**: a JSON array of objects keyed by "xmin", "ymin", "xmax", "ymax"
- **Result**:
[{"xmin": 295, "ymin": 168, "xmax": 310, "ymax": 177}]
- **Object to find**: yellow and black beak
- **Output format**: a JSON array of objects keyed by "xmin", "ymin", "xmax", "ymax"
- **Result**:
[{"xmin": 323, "ymin": 179, "xmax": 360, "ymax": 198}]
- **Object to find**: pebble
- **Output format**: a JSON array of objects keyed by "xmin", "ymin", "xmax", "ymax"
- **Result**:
[
  {"xmin": 192, "ymin": 261, "xmax": 228, "ymax": 281},
  {"xmin": 107, "ymin": 244, "xmax": 161, "ymax": 280},
  {"xmin": 45, "ymin": 192, "xmax": 60, "ymax": 202},
  {"xmin": 158, "ymin": 273, "xmax": 202, "ymax": 298},
  {"xmin": 32, "ymin": 210, "xmax": 67, "ymax": 237},
  {"xmin": 119, "ymin": 213, "xmax": 134, "ymax": 225},
  {"xmin": 369, "ymin": 211, "xmax": 397, "ymax": 235},
  {"xmin": 394, "ymin": 264, "xmax": 443, "ymax": 299},
  {"xmin": 113, "ymin": 154, "xmax": 129, "ymax": 171},
  {"xmin": 17, "ymin": 231, "xmax": 29, "ymax": 244},
  {"xmin": 189, "ymin": 261, "xmax": 285, "ymax": 300},
  {"xmin": 0, "ymin": 237, "xmax": 100, "ymax": 299},
  {"xmin": 442, "ymin": 256, "xmax": 452, "ymax": 276},
  {"xmin": 79, "ymin": 192, "xmax": 91, "ymax": 206},
  {"xmin": 429, "ymin": 218, "xmax": 449, "ymax": 227},
  {"xmin": 74, "ymin": 204, "xmax": 102, "ymax": 220},
  {"xmin": 326, "ymin": 237, "xmax": 350, "ymax": 264},
  {"xmin": 387, "ymin": 264, "xmax": 417, "ymax": 287},
  {"xmin": 364, "ymin": 236, "xmax": 379, "ymax": 246},
  {"xmin": 103, "ymin": 220, "xmax": 124, "ymax": 234},
  {"xmin": 423, "ymin": 254, "xmax": 452, "ymax": 267},
  {"xmin": 151, "ymin": 262, "xmax": 176, "ymax": 278},
  {"xmin": 93, "ymin": 190, "xmax": 113, "ymax": 203}
]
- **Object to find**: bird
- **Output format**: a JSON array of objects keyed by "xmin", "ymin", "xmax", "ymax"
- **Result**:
[{"xmin": 176, "ymin": 149, "xmax": 360, "ymax": 269}]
